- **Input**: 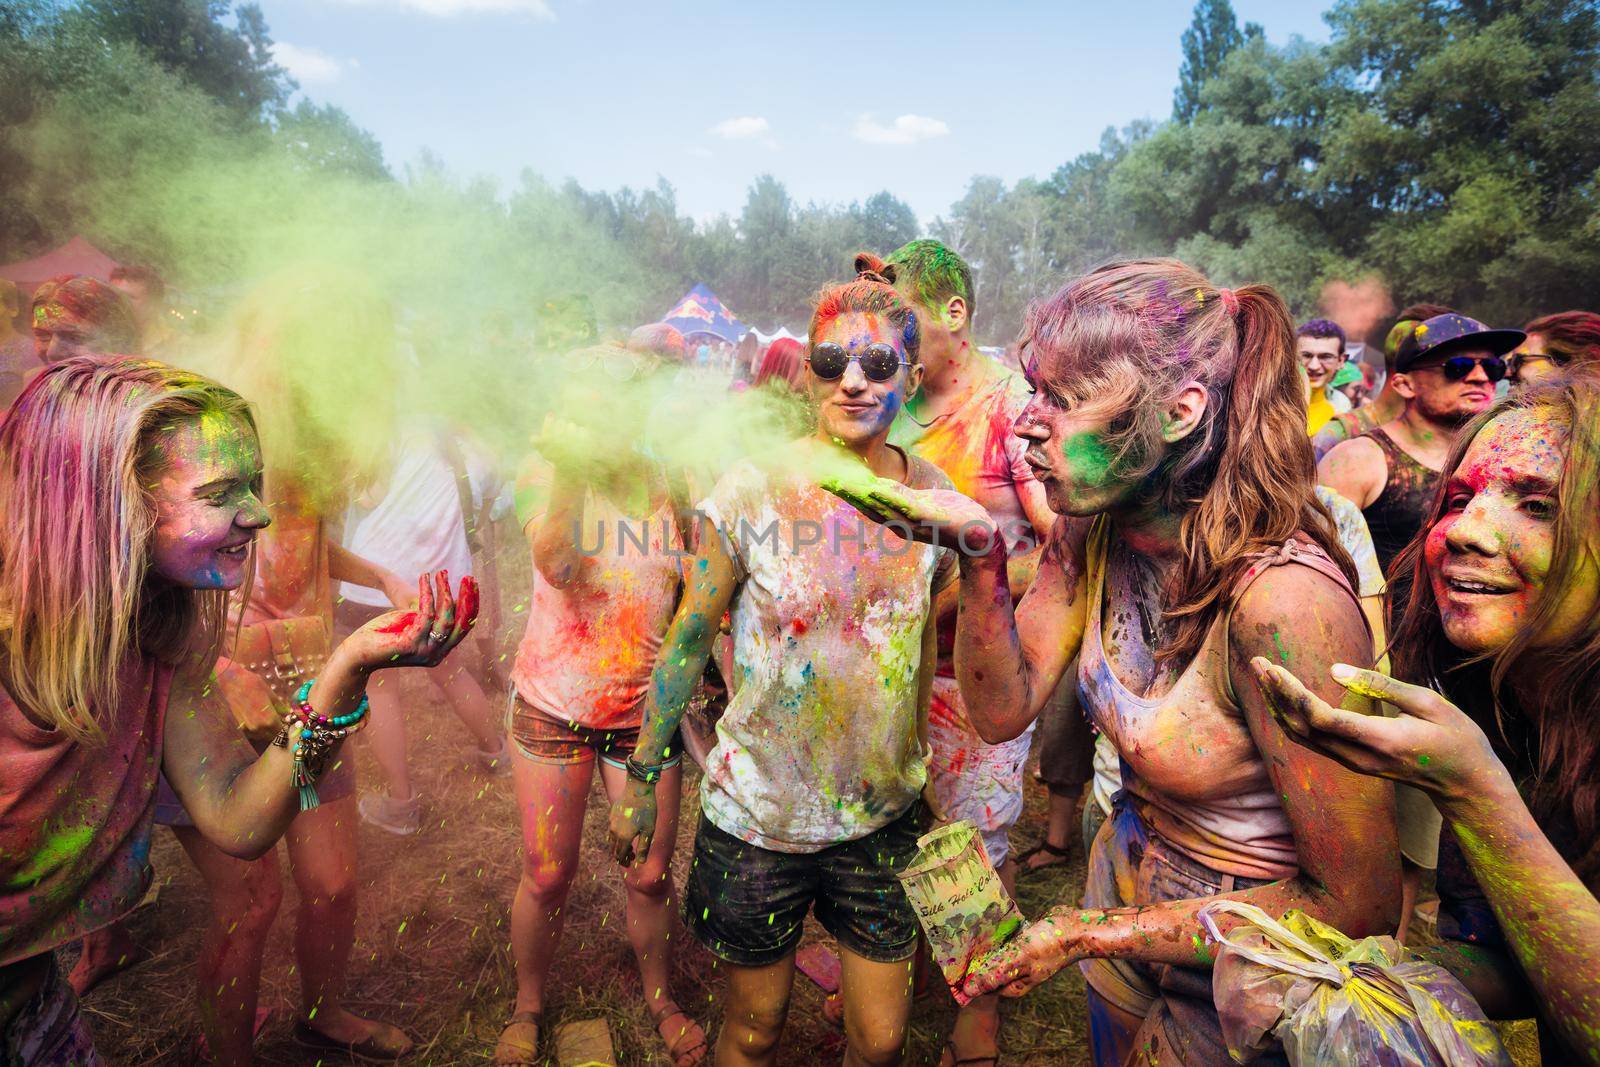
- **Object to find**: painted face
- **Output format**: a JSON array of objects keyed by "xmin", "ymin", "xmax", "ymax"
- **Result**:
[
  {"xmin": 1509, "ymin": 332, "xmax": 1564, "ymax": 389},
  {"xmin": 1296, "ymin": 335, "xmax": 1343, "ymax": 390},
  {"xmin": 1424, "ymin": 408, "xmax": 1598, "ymax": 655},
  {"xmin": 146, "ymin": 412, "xmax": 271, "ymax": 590},
  {"xmin": 1399, "ymin": 346, "xmax": 1500, "ymax": 427},
  {"xmin": 32, "ymin": 303, "xmax": 99, "ymax": 365},
  {"xmin": 808, "ymin": 311, "xmax": 921, "ymax": 448},
  {"xmin": 1013, "ymin": 358, "xmax": 1132, "ymax": 517}
]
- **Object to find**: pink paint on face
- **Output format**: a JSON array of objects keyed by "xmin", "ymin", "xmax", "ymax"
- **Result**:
[
  {"xmin": 147, "ymin": 412, "xmax": 271, "ymax": 590},
  {"xmin": 809, "ymin": 312, "xmax": 918, "ymax": 448},
  {"xmin": 1424, "ymin": 408, "xmax": 1597, "ymax": 654}
]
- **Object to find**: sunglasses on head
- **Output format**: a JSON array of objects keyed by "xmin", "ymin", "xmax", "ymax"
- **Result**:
[
  {"xmin": 1414, "ymin": 354, "xmax": 1508, "ymax": 383},
  {"xmin": 807, "ymin": 341, "xmax": 910, "ymax": 382}
]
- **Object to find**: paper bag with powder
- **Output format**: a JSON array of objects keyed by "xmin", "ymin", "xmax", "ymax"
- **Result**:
[{"xmin": 897, "ymin": 821, "xmax": 1025, "ymax": 1005}]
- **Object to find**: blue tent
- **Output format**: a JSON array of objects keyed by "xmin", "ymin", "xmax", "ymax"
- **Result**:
[{"xmin": 662, "ymin": 284, "xmax": 746, "ymax": 344}]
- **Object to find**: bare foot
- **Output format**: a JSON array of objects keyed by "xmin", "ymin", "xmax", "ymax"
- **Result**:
[
  {"xmin": 1017, "ymin": 838, "xmax": 1073, "ymax": 876},
  {"xmin": 68, "ymin": 925, "xmax": 147, "ymax": 996},
  {"xmin": 297, "ymin": 1007, "xmax": 414, "ymax": 1060}
]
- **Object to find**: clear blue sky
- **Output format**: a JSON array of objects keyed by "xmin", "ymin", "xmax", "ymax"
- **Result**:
[{"xmin": 259, "ymin": 0, "xmax": 1334, "ymax": 227}]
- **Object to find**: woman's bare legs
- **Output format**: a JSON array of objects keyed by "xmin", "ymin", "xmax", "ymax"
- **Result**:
[
  {"xmin": 171, "ymin": 828, "xmax": 284, "ymax": 1067},
  {"xmin": 286, "ymin": 795, "xmax": 411, "ymax": 1052}
]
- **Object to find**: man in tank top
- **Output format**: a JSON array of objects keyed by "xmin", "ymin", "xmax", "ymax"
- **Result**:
[{"xmin": 1318, "ymin": 312, "xmax": 1524, "ymax": 574}]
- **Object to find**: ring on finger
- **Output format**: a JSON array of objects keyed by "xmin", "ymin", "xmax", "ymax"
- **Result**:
[{"xmin": 428, "ymin": 629, "xmax": 449, "ymax": 642}]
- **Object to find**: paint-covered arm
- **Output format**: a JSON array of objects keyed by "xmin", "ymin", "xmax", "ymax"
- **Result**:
[
  {"xmin": 608, "ymin": 517, "xmax": 738, "ymax": 866},
  {"xmin": 166, "ymin": 572, "xmax": 476, "ymax": 859},
  {"xmin": 1254, "ymin": 663, "xmax": 1600, "ymax": 1048},
  {"xmin": 328, "ymin": 542, "xmax": 412, "ymax": 608},
  {"xmin": 961, "ymin": 564, "xmax": 1399, "ymax": 998},
  {"xmin": 915, "ymin": 592, "xmax": 946, "ymax": 822},
  {"xmin": 955, "ymin": 516, "xmax": 1089, "ymax": 744},
  {"xmin": 527, "ymin": 469, "xmax": 590, "ymax": 589},
  {"xmin": 1005, "ymin": 459, "xmax": 1058, "ymax": 596},
  {"xmin": 1317, "ymin": 436, "xmax": 1385, "ymax": 512},
  {"xmin": 161, "ymin": 648, "xmax": 364, "ymax": 859}
]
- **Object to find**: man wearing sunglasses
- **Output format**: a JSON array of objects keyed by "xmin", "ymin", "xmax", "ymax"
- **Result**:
[{"xmin": 1319, "ymin": 312, "xmax": 1525, "ymax": 573}]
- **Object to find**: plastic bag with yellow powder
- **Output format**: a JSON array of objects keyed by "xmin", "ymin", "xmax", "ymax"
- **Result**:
[{"xmin": 1197, "ymin": 900, "xmax": 1512, "ymax": 1067}]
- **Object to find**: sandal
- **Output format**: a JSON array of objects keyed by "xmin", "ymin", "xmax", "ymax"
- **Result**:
[
  {"xmin": 1016, "ymin": 839, "xmax": 1072, "ymax": 876},
  {"xmin": 493, "ymin": 1011, "xmax": 541, "ymax": 1066},
  {"xmin": 650, "ymin": 1000, "xmax": 708, "ymax": 1067}
]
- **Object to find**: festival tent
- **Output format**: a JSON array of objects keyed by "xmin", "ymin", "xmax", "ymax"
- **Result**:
[
  {"xmin": 662, "ymin": 284, "xmax": 746, "ymax": 344},
  {"xmin": 0, "ymin": 236, "xmax": 120, "ymax": 296},
  {"xmin": 749, "ymin": 325, "xmax": 805, "ymax": 346}
]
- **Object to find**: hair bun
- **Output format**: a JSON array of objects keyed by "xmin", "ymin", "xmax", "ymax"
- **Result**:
[{"xmin": 852, "ymin": 252, "xmax": 897, "ymax": 286}]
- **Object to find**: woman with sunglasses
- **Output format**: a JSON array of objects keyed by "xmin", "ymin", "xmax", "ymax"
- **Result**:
[
  {"xmin": 1319, "ymin": 312, "xmax": 1524, "ymax": 574},
  {"xmin": 607, "ymin": 260, "xmax": 955, "ymax": 1067},
  {"xmin": 1508, "ymin": 310, "xmax": 1600, "ymax": 388}
]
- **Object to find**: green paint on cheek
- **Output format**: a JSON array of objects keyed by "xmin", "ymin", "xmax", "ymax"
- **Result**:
[
  {"xmin": 1272, "ymin": 630, "xmax": 1289, "ymax": 664},
  {"xmin": 1062, "ymin": 431, "xmax": 1114, "ymax": 486},
  {"xmin": 1418, "ymin": 754, "xmax": 1432, "ymax": 767}
]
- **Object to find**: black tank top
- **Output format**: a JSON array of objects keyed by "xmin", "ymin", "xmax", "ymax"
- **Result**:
[{"xmin": 1360, "ymin": 427, "xmax": 1440, "ymax": 572}]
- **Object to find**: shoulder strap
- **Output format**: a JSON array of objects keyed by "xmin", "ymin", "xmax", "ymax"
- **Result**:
[
  {"xmin": 1230, "ymin": 537, "xmax": 1359, "ymax": 607},
  {"xmin": 437, "ymin": 430, "xmax": 484, "ymax": 559}
]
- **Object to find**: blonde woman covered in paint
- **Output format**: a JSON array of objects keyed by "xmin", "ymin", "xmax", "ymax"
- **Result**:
[
  {"xmin": 0, "ymin": 357, "xmax": 476, "ymax": 1065},
  {"xmin": 1255, "ymin": 378, "xmax": 1600, "ymax": 1062},
  {"xmin": 608, "ymin": 261, "xmax": 955, "ymax": 1067},
  {"xmin": 495, "ymin": 342, "xmax": 705, "ymax": 1067},
  {"xmin": 106, "ymin": 277, "xmax": 432, "ymax": 1065},
  {"xmin": 829, "ymin": 259, "xmax": 1401, "ymax": 1067}
]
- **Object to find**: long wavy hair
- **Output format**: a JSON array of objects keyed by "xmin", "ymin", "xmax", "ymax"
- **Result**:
[
  {"xmin": 1390, "ymin": 378, "xmax": 1600, "ymax": 878},
  {"xmin": 0, "ymin": 357, "xmax": 256, "ymax": 742},
  {"xmin": 1023, "ymin": 258, "xmax": 1355, "ymax": 665}
]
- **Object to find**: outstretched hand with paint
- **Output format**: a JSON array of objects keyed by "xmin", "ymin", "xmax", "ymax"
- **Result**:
[
  {"xmin": 822, "ymin": 473, "xmax": 1000, "ymax": 555},
  {"xmin": 1250, "ymin": 657, "xmax": 1499, "ymax": 799},
  {"xmin": 959, "ymin": 912, "xmax": 1090, "ymax": 1000},
  {"xmin": 340, "ymin": 570, "xmax": 481, "ymax": 673}
]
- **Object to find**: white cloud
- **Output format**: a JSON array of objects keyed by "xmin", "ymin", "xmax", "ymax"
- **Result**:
[
  {"xmin": 329, "ymin": 0, "xmax": 555, "ymax": 18},
  {"xmin": 851, "ymin": 113, "xmax": 951, "ymax": 146},
  {"xmin": 709, "ymin": 116, "xmax": 770, "ymax": 140},
  {"xmin": 271, "ymin": 42, "xmax": 350, "ymax": 85}
]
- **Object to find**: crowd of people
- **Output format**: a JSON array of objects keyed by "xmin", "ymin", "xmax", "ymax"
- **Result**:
[{"xmin": 0, "ymin": 242, "xmax": 1596, "ymax": 1067}]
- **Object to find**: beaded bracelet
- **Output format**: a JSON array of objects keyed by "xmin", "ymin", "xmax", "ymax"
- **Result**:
[{"xmin": 270, "ymin": 680, "xmax": 371, "ymax": 810}]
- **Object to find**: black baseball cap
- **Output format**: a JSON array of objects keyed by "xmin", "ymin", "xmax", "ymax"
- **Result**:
[{"xmin": 1395, "ymin": 313, "xmax": 1526, "ymax": 373}]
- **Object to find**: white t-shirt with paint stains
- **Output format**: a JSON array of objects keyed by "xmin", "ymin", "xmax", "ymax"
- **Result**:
[{"xmin": 697, "ymin": 449, "xmax": 956, "ymax": 853}]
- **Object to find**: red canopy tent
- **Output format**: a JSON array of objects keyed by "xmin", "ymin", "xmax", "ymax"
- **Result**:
[{"xmin": 0, "ymin": 236, "xmax": 120, "ymax": 297}]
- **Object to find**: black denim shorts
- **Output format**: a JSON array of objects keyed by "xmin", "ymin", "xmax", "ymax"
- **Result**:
[{"xmin": 684, "ymin": 802, "xmax": 927, "ymax": 967}]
